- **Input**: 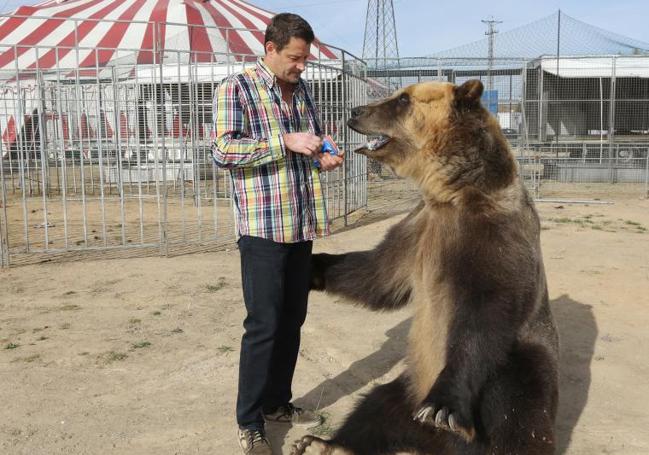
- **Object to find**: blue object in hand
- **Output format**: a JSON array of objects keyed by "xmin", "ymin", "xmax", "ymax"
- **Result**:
[{"xmin": 314, "ymin": 139, "xmax": 337, "ymax": 168}]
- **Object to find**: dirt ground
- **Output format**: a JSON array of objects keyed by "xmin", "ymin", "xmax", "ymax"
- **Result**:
[{"xmin": 1, "ymin": 192, "xmax": 649, "ymax": 455}]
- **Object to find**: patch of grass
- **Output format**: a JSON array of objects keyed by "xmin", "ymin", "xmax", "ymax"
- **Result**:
[
  {"xmin": 171, "ymin": 328, "xmax": 184, "ymax": 334},
  {"xmin": 98, "ymin": 351, "xmax": 128, "ymax": 364},
  {"xmin": 205, "ymin": 277, "xmax": 228, "ymax": 293},
  {"xmin": 11, "ymin": 354, "xmax": 40, "ymax": 363},
  {"xmin": 217, "ymin": 345, "xmax": 234, "ymax": 354},
  {"xmin": 37, "ymin": 336, "xmax": 48, "ymax": 341},
  {"xmin": 152, "ymin": 311, "xmax": 161, "ymax": 316},
  {"xmin": 132, "ymin": 341, "xmax": 151, "ymax": 349},
  {"xmin": 546, "ymin": 215, "xmax": 641, "ymax": 233},
  {"xmin": 310, "ymin": 412, "xmax": 334, "ymax": 437},
  {"xmin": 549, "ymin": 217, "xmax": 574, "ymax": 224},
  {"xmin": 60, "ymin": 304, "xmax": 81, "ymax": 311},
  {"xmin": 62, "ymin": 290, "xmax": 77, "ymax": 296},
  {"xmin": 5, "ymin": 343, "xmax": 19, "ymax": 350},
  {"xmin": 128, "ymin": 318, "xmax": 141, "ymax": 325}
]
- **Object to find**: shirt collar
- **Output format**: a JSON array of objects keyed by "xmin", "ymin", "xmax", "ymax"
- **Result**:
[{"xmin": 256, "ymin": 58, "xmax": 305, "ymax": 97}]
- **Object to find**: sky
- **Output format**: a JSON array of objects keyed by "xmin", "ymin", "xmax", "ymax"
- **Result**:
[
  {"xmin": 256, "ymin": 0, "xmax": 649, "ymax": 57},
  {"xmin": 2, "ymin": 0, "xmax": 649, "ymax": 57}
]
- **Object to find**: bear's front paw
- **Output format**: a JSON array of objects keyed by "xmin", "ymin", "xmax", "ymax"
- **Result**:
[
  {"xmin": 413, "ymin": 384, "xmax": 475, "ymax": 443},
  {"xmin": 311, "ymin": 253, "xmax": 341, "ymax": 291}
]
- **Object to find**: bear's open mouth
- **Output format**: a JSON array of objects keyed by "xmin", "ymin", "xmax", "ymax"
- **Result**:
[{"xmin": 355, "ymin": 135, "xmax": 391, "ymax": 153}]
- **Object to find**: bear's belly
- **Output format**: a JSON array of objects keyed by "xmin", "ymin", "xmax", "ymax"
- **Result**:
[{"xmin": 406, "ymin": 287, "xmax": 452, "ymax": 403}]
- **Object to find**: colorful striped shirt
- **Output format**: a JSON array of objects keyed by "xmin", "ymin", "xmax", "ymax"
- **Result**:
[{"xmin": 212, "ymin": 59, "xmax": 329, "ymax": 243}]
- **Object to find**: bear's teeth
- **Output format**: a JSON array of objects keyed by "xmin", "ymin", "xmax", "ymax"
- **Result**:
[{"xmin": 366, "ymin": 135, "xmax": 391, "ymax": 151}]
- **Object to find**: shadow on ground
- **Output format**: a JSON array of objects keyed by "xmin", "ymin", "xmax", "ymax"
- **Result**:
[
  {"xmin": 269, "ymin": 318, "xmax": 411, "ymax": 453},
  {"xmin": 270, "ymin": 295, "xmax": 597, "ymax": 454},
  {"xmin": 551, "ymin": 294, "xmax": 598, "ymax": 454}
]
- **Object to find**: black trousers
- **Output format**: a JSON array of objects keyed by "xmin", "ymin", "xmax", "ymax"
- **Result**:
[{"xmin": 236, "ymin": 235, "xmax": 313, "ymax": 431}]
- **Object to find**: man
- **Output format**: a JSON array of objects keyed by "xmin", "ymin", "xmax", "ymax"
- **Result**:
[{"xmin": 212, "ymin": 13, "xmax": 344, "ymax": 455}]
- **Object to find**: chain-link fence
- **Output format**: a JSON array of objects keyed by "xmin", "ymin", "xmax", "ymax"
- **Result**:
[
  {"xmin": 0, "ymin": 21, "xmax": 369, "ymax": 267},
  {"xmin": 364, "ymin": 56, "xmax": 649, "ymax": 204}
]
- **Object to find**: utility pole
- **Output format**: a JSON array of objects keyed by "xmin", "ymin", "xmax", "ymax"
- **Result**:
[
  {"xmin": 362, "ymin": 0, "xmax": 400, "ymax": 176},
  {"xmin": 481, "ymin": 17, "xmax": 502, "ymax": 94}
]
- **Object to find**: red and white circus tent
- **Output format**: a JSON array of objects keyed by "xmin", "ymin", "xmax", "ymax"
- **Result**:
[
  {"xmin": 0, "ymin": 0, "xmax": 338, "ymax": 71},
  {"xmin": 0, "ymin": 0, "xmax": 340, "ymax": 155}
]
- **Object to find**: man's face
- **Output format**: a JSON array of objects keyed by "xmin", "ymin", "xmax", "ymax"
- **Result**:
[{"xmin": 264, "ymin": 37, "xmax": 311, "ymax": 84}]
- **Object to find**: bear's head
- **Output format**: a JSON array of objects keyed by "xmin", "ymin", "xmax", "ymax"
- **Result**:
[{"xmin": 348, "ymin": 80, "xmax": 517, "ymax": 202}]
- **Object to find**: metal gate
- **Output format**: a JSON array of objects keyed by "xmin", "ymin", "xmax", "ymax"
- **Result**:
[{"xmin": 0, "ymin": 28, "xmax": 369, "ymax": 267}]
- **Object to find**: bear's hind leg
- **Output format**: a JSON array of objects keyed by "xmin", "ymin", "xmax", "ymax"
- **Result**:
[
  {"xmin": 480, "ymin": 342, "xmax": 559, "ymax": 455},
  {"xmin": 328, "ymin": 375, "xmax": 454, "ymax": 455}
]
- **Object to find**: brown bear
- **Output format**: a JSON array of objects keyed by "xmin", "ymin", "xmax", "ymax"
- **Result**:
[{"xmin": 291, "ymin": 80, "xmax": 559, "ymax": 455}]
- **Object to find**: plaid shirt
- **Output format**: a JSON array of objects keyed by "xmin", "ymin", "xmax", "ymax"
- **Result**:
[{"xmin": 212, "ymin": 59, "xmax": 330, "ymax": 243}]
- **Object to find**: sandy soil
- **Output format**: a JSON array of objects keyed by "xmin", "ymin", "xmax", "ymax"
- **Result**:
[{"xmin": 1, "ymin": 193, "xmax": 649, "ymax": 454}]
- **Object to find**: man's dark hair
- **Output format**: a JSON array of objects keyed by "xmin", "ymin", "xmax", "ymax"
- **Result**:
[{"xmin": 264, "ymin": 13, "xmax": 314, "ymax": 52}]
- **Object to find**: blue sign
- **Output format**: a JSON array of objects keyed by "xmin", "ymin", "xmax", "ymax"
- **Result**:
[{"xmin": 482, "ymin": 90, "xmax": 498, "ymax": 115}]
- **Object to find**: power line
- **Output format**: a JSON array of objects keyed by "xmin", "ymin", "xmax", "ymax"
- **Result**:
[{"xmin": 482, "ymin": 16, "xmax": 502, "ymax": 92}]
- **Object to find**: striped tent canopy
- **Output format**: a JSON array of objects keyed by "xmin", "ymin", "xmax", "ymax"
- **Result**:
[{"xmin": 0, "ymin": 0, "xmax": 339, "ymax": 72}]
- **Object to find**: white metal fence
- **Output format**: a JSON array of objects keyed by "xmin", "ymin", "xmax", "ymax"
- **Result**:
[
  {"xmin": 3, "ymin": 41, "xmax": 649, "ymax": 266},
  {"xmin": 0, "ymin": 23, "xmax": 369, "ymax": 267}
]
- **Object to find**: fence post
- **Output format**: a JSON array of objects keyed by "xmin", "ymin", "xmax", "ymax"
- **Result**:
[
  {"xmin": 0, "ymin": 202, "xmax": 6, "ymax": 268},
  {"xmin": 645, "ymin": 151, "xmax": 649, "ymax": 199},
  {"xmin": 153, "ymin": 21, "xmax": 169, "ymax": 257},
  {"xmin": 538, "ymin": 63, "xmax": 544, "ymax": 143},
  {"xmin": 608, "ymin": 56, "xmax": 617, "ymax": 184},
  {"xmin": 342, "ymin": 51, "xmax": 348, "ymax": 227},
  {"xmin": 36, "ymin": 67, "xmax": 51, "ymax": 250},
  {"xmin": 0, "ymin": 212, "xmax": 5, "ymax": 268},
  {"xmin": 0, "ymin": 137, "xmax": 9, "ymax": 267}
]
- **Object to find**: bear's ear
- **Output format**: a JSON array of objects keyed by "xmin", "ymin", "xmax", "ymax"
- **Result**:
[{"xmin": 455, "ymin": 80, "xmax": 484, "ymax": 108}]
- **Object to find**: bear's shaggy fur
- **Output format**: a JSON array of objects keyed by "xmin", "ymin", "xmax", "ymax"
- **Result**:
[{"xmin": 291, "ymin": 80, "xmax": 559, "ymax": 455}]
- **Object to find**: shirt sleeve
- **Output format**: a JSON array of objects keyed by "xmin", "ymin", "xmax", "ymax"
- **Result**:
[{"xmin": 212, "ymin": 76, "xmax": 285, "ymax": 169}]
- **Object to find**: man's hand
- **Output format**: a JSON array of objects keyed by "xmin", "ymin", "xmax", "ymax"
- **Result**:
[
  {"xmin": 316, "ymin": 135, "xmax": 344, "ymax": 171},
  {"xmin": 283, "ymin": 132, "xmax": 322, "ymax": 157}
]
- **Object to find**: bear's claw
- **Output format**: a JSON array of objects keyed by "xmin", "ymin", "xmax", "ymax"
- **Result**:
[{"xmin": 414, "ymin": 403, "xmax": 475, "ymax": 442}]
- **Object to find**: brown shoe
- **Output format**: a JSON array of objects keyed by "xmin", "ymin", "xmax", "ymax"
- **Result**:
[
  {"xmin": 237, "ymin": 428, "xmax": 272, "ymax": 455},
  {"xmin": 264, "ymin": 403, "xmax": 322, "ymax": 428}
]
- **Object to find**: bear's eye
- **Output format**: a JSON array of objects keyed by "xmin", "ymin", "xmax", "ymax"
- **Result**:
[{"xmin": 398, "ymin": 93, "xmax": 409, "ymax": 105}]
